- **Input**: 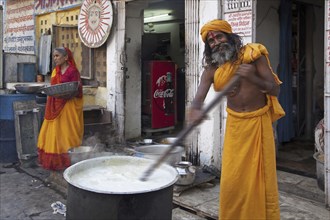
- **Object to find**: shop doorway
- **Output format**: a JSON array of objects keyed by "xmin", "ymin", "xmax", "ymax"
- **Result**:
[
  {"xmin": 276, "ymin": 1, "xmax": 324, "ymax": 178},
  {"xmin": 141, "ymin": 0, "xmax": 185, "ymax": 136}
]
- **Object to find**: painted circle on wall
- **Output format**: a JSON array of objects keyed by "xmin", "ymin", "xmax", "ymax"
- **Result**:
[{"xmin": 78, "ymin": 0, "xmax": 113, "ymax": 48}]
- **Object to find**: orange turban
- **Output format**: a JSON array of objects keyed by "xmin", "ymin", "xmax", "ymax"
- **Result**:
[{"xmin": 200, "ymin": 19, "xmax": 232, "ymax": 42}]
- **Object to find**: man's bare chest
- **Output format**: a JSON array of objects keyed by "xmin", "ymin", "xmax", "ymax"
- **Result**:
[{"xmin": 226, "ymin": 80, "xmax": 266, "ymax": 112}]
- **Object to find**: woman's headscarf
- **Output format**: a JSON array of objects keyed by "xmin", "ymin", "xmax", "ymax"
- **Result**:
[
  {"xmin": 54, "ymin": 47, "xmax": 77, "ymax": 73},
  {"xmin": 200, "ymin": 19, "xmax": 232, "ymax": 42}
]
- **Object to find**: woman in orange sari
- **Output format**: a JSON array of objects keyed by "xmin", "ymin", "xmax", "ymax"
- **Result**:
[{"xmin": 38, "ymin": 47, "xmax": 84, "ymax": 170}]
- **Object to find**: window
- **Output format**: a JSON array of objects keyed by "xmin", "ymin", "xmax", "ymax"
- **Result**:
[{"xmin": 52, "ymin": 25, "xmax": 107, "ymax": 86}]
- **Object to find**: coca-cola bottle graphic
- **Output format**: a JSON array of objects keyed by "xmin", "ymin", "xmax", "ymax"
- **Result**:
[{"xmin": 164, "ymin": 72, "xmax": 174, "ymax": 115}]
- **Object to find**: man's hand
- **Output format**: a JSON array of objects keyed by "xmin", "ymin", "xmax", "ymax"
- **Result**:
[
  {"xmin": 235, "ymin": 62, "xmax": 278, "ymax": 96},
  {"xmin": 235, "ymin": 64, "xmax": 257, "ymax": 81},
  {"xmin": 186, "ymin": 107, "xmax": 204, "ymax": 126}
]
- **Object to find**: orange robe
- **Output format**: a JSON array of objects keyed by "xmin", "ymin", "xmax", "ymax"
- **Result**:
[
  {"xmin": 37, "ymin": 67, "xmax": 83, "ymax": 170},
  {"xmin": 215, "ymin": 44, "xmax": 285, "ymax": 219}
]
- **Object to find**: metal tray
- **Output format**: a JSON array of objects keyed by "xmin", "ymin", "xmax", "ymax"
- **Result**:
[{"xmin": 42, "ymin": 81, "xmax": 79, "ymax": 97}]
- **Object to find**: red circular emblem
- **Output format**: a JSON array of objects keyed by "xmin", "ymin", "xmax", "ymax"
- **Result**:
[{"xmin": 78, "ymin": 0, "xmax": 113, "ymax": 48}]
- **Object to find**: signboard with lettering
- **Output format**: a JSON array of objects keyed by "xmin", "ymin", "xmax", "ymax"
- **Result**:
[
  {"xmin": 225, "ymin": 10, "xmax": 252, "ymax": 37},
  {"xmin": 78, "ymin": 0, "xmax": 113, "ymax": 48},
  {"xmin": 34, "ymin": 0, "xmax": 84, "ymax": 15},
  {"xmin": 224, "ymin": 0, "xmax": 253, "ymax": 44},
  {"xmin": 4, "ymin": 0, "xmax": 35, "ymax": 54},
  {"xmin": 327, "ymin": 0, "xmax": 330, "ymax": 30},
  {"xmin": 224, "ymin": 0, "xmax": 252, "ymax": 12}
]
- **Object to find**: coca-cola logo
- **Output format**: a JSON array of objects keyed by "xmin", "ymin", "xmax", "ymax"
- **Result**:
[
  {"xmin": 154, "ymin": 89, "xmax": 174, "ymax": 98},
  {"xmin": 156, "ymin": 75, "xmax": 167, "ymax": 87}
]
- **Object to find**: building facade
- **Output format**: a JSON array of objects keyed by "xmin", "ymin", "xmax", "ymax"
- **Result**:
[{"xmin": 1, "ymin": 0, "xmax": 328, "ymax": 208}]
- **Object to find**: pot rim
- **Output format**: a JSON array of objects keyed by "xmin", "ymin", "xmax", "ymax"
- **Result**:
[
  {"xmin": 175, "ymin": 161, "xmax": 192, "ymax": 167},
  {"xmin": 63, "ymin": 155, "xmax": 179, "ymax": 194},
  {"xmin": 68, "ymin": 146, "xmax": 95, "ymax": 154},
  {"xmin": 134, "ymin": 144, "xmax": 184, "ymax": 155}
]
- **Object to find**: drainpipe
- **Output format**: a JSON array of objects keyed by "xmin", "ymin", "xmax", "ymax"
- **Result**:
[
  {"xmin": 325, "ymin": 94, "xmax": 330, "ymax": 209},
  {"xmin": 116, "ymin": 0, "xmax": 126, "ymax": 142},
  {"xmin": 0, "ymin": 5, "xmax": 3, "ymax": 89},
  {"xmin": 304, "ymin": 6, "xmax": 313, "ymax": 140},
  {"xmin": 324, "ymin": 0, "xmax": 330, "ymax": 209},
  {"xmin": 185, "ymin": 0, "xmax": 201, "ymax": 165}
]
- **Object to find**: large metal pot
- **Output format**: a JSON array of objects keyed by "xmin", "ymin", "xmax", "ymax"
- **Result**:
[
  {"xmin": 134, "ymin": 144, "xmax": 184, "ymax": 166},
  {"xmin": 63, "ymin": 156, "xmax": 178, "ymax": 220}
]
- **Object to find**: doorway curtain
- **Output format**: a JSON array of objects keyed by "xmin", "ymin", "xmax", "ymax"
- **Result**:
[{"xmin": 277, "ymin": 0, "xmax": 295, "ymax": 143}]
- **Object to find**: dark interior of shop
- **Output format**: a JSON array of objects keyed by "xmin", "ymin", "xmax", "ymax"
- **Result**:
[{"xmin": 277, "ymin": 2, "xmax": 324, "ymax": 178}]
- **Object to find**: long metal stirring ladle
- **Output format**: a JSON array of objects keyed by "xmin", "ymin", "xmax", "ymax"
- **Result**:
[{"xmin": 140, "ymin": 75, "xmax": 240, "ymax": 181}]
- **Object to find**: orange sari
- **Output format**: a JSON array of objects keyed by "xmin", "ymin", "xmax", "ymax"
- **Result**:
[{"xmin": 38, "ymin": 49, "xmax": 83, "ymax": 170}]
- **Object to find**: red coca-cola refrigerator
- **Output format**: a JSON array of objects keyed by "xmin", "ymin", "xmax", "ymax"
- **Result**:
[{"xmin": 142, "ymin": 61, "xmax": 176, "ymax": 130}]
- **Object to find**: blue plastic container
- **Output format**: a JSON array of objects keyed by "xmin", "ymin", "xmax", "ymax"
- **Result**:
[
  {"xmin": 0, "ymin": 94, "xmax": 36, "ymax": 163},
  {"xmin": 0, "ymin": 94, "xmax": 35, "ymax": 120},
  {"xmin": 0, "ymin": 120, "xmax": 17, "ymax": 163}
]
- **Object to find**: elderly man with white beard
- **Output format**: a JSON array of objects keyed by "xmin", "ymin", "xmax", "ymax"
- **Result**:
[{"xmin": 187, "ymin": 19, "xmax": 285, "ymax": 219}]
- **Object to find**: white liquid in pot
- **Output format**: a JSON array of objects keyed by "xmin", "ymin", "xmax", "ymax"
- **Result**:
[{"xmin": 69, "ymin": 160, "xmax": 177, "ymax": 194}]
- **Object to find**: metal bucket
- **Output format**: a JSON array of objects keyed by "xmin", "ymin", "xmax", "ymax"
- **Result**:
[
  {"xmin": 313, "ymin": 152, "xmax": 324, "ymax": 191},
  {"xmin": 68, "ymin": 146, "xmax": 112, "ymax": 164},
  {"xmin": 68, "ymin": 146, "xmax": 96, "ymax": 164},
  {"xmin": 156, "ymin": 137, "xmax": 178, "ymax": 144},
  {"xmin": 63, "ymin": 156, "xmax": 178, "ymax": 220},
  {"xmin": 134, "ymin": 144, "xmax": 184, "ymax": 165}
]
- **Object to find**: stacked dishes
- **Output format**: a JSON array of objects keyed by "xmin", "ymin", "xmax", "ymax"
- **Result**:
[{"xmin": 14, "ymin": 84, "xmax": 44, "ymax": 94}]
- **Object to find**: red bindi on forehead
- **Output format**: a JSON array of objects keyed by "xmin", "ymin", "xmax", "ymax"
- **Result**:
[{"xmin": 208, "ymin": 31, "xmax": 217, "ymax": 39}]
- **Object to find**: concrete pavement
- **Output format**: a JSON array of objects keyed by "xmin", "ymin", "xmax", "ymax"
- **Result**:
[
  {"xmin": 0, "ymin": 163, "xmax": 65, "ymax": 220},
  {"xmin": 1, "ymin": 159, "xmax": 329, "ymax": 220}
]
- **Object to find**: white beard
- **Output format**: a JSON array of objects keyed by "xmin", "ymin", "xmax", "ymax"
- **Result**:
[{"xmin": 211, "ymin": 43, "xmax": 235, "ymax": 66}]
